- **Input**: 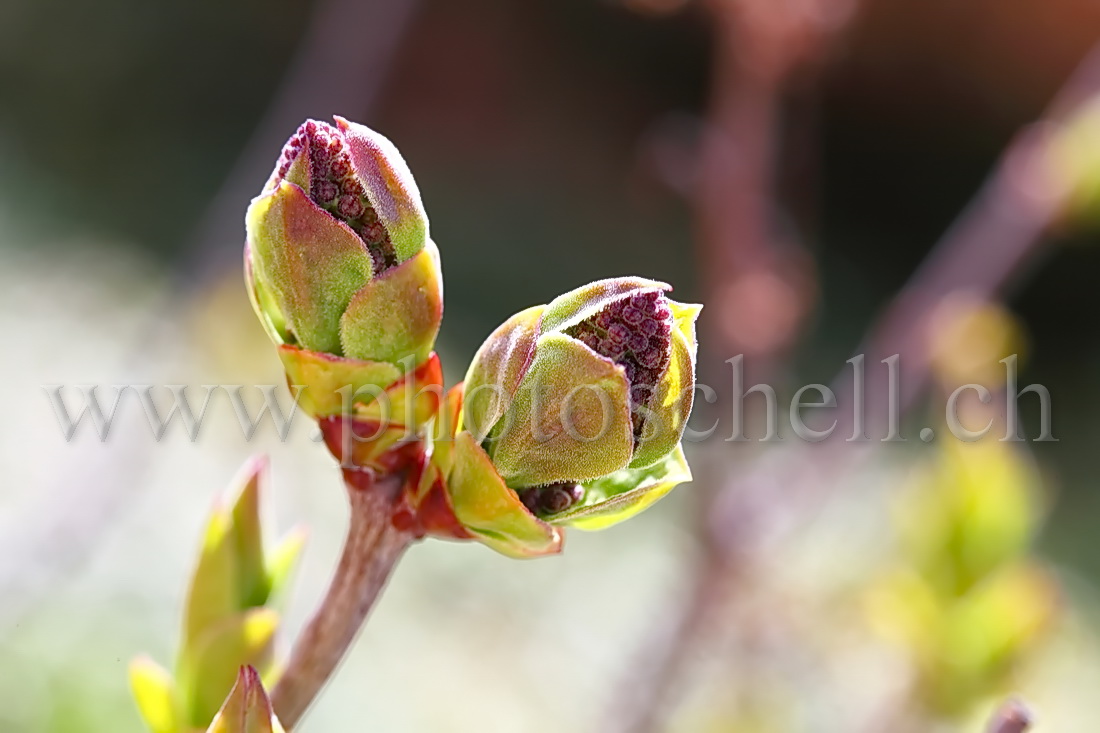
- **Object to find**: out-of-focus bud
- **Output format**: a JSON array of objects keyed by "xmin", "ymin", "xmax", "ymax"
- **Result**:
[
  {"xmin": 206, "ymin": 666, "xmax": 285, "ymax": 733},
  {"xmin": 865, "ymin": 438, "xmax": 1059, "ymax": 719},
  {"xmin": 926, "ymin": 295, "xmax": 1024, "ymax": 391},
  {"xmin": 897, "ymin": 440, "xmax": 1041, "ymax": 597},
  {"xmin": 1049, "ymin": 95, "xmax": 1100, "ymax": 225},
  {"xmin": 245, "ymin": 116, "xmax": 442, "ymax": 367},
  {"xmin": 179, "ymin": 457, "xmax": 303, "ymax": 728},
  {"xmin": 423, "ymin": 278, "xmax": 700, "ymax": 558},
  {"xmin": 131, "ymin": 457, "xmax": 305, "ymax": 732}
]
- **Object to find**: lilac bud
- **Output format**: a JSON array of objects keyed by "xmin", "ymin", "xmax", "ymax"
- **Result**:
[
  {"xmin": 463, "ymin": 277, "xmax": 700, "ymax": 491},
  {"xmin": 246, "ymin": 117, "xmax": 441, "ymax": 364}
]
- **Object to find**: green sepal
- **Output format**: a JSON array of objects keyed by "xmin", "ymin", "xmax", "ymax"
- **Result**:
[
  {"xmin": 489, "ymin": 331, "xmax": 634, "ymax": 488},
  {"xmin": 431, "ymin": 384, "xmax": 465, "ymax": 478},
  {"xmin": 206, "ymin": 666, "xmax": 285, "ymax": 733},
  {"xmin": 244, "ymin": 245, "xmax": 289, "ymax": 347},
  {"xmin": 668, "ymin": 300, "xmax": 700, "ymax": 354},
  {"xmin": 336, "ymin": 116, "xmax": 429, "ymax": 262},
  {"xmin": 461, "ymin": 306, "xmax": 542, "ymax": 441},
  {"xmin": 277, "ymin": 345, "xmax": 402, "ymax": 420},
  {"xmin": 246, "ymin": 181, "xmax": 373, "ymax": 355},
  {"xmin": 129, "ymin": 656, "xmax": 182, "ymax": 733},
  {"xmin": 180, "ymin": 609, "xmax": 279, "ymax": 728},
  {"xmin": 446, "ymin": 431, "xmax": 563, "ymax": 558},
  {"xmin": 554, "ymin": 444, "xmax": 692, "ymax": 530},
  {"xmin": 629, "ymin": 301, "xmax": 701, "ymax": 469},
  {"xmin": 340, "ymin": 240, "xmax": 443, "ymax": 365},
  {"xmin": 261, "ymin": 131, "xmax": 311, "ymax": 195},
  {"xmin": 539, "ymin": 277, "xmax": 668, "ymax": 334}
]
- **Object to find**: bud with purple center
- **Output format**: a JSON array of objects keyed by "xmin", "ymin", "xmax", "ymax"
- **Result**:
[
  {"xmin": 241, "ymin": 118, "xmax": 702, "ymax": 560},
  {"xmin": 434, "ymin": 277, "xmax": 699, "ymax": 554},
  {"xmin": 244, "ymin": 117, "xmax": 442, "ymax": 367}
]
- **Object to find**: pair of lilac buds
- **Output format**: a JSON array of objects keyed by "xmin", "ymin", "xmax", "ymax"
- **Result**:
[{"xmin": 245, "ymin": 117, "xmax": 700, "ymax": 557}]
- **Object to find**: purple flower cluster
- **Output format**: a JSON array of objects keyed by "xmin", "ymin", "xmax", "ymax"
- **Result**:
[
  {"xmin": 567, "ymin": 289, "xmax": 673, "ymax": 437},
  {"xmin": 276, "ymin": 120, "xmax": 398, "ymax": 271}
]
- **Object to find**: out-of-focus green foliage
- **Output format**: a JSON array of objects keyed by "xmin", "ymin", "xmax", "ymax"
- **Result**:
[
  {"xmin": 896, "ymin": 440, "xmax": 1039, "ymax": 597},
  {"xmin": 129, "ymin": 457, "xmax": 304, "ymax": 733},
  {"xmin": 868, "ymin": 302, "xmax": 1060, "ymax": 720},
  {"xmin": 867, "ymin": 438, "xmax": 1060, "ymax": 717}
]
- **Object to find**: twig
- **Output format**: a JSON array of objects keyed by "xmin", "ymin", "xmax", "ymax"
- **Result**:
[
  {"xmin": 694, "ymin": 0, "xmax": 841, "ymax": 386},
  {"xmin": 271, "ymin": 471, "xmax": 415, "ymax": 729},
  {"xmin": 611, "ymin": 36, "xmax": 1100, "ymax": 733},
  {"xmin": 739, "ymin": 42, "xmax": 1100, "ymax": 520},
  {"xmin": 986, "ymin": 698, "xmax": 1033, "ymax": 733},
  {"xmin": 608, "ymin": 2, "xmax": 855, "ymax": 730}
]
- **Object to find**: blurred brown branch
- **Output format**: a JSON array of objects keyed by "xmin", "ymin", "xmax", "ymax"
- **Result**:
[
  {"xmin": 695, "ymin": 0, "xmax": 854, "ymax": 385},
  {"xmin": 609, "ymin": 14, "xmax": 1100, "ymax": 730},
  {"xmin": 609, "ymin": 0, "xmax": 858, "ymax": 730}
]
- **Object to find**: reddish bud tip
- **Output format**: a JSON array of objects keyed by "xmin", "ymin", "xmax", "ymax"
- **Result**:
[{"xmin": 273, "ymin": 119, "xmax": 399, "ymax": 272}]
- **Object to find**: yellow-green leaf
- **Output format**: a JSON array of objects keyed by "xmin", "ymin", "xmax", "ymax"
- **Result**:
[
  {"xmin": 129, "ymin": 656, "xmax": 181, "ymax": 733},
  {"xmin": 447, "ymin": 432, "xmax": 563, "ymax": 558},
  {"xmin": 181, "ymin": 608, "xmax": 280, "ymax": 728}
]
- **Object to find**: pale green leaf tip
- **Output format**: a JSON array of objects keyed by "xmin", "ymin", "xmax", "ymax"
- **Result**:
[
  {"xmin": 266, "ymin": 526, "xmax": 308, "ymax": 600},
  {"xmin": 130, "ymin": 656, "xmax": 180, "ymax": 733},
  {"xmin": 227, "ymin": 455, "xmax": 271, "ymax": 608},
  {"xmin": 230, "ymin": 454, "xmax": 268, "ymax": 504}
]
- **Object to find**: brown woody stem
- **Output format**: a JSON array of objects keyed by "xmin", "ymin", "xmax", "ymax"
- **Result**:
[{"xmin": 271, "ymin": 470, "xmax": 415, "ymax": 728}]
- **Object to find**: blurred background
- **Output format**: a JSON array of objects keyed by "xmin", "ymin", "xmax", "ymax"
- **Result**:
[{"xmin": 2, "ymin": 0, "xmax": 1100, "ymax": 730}]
